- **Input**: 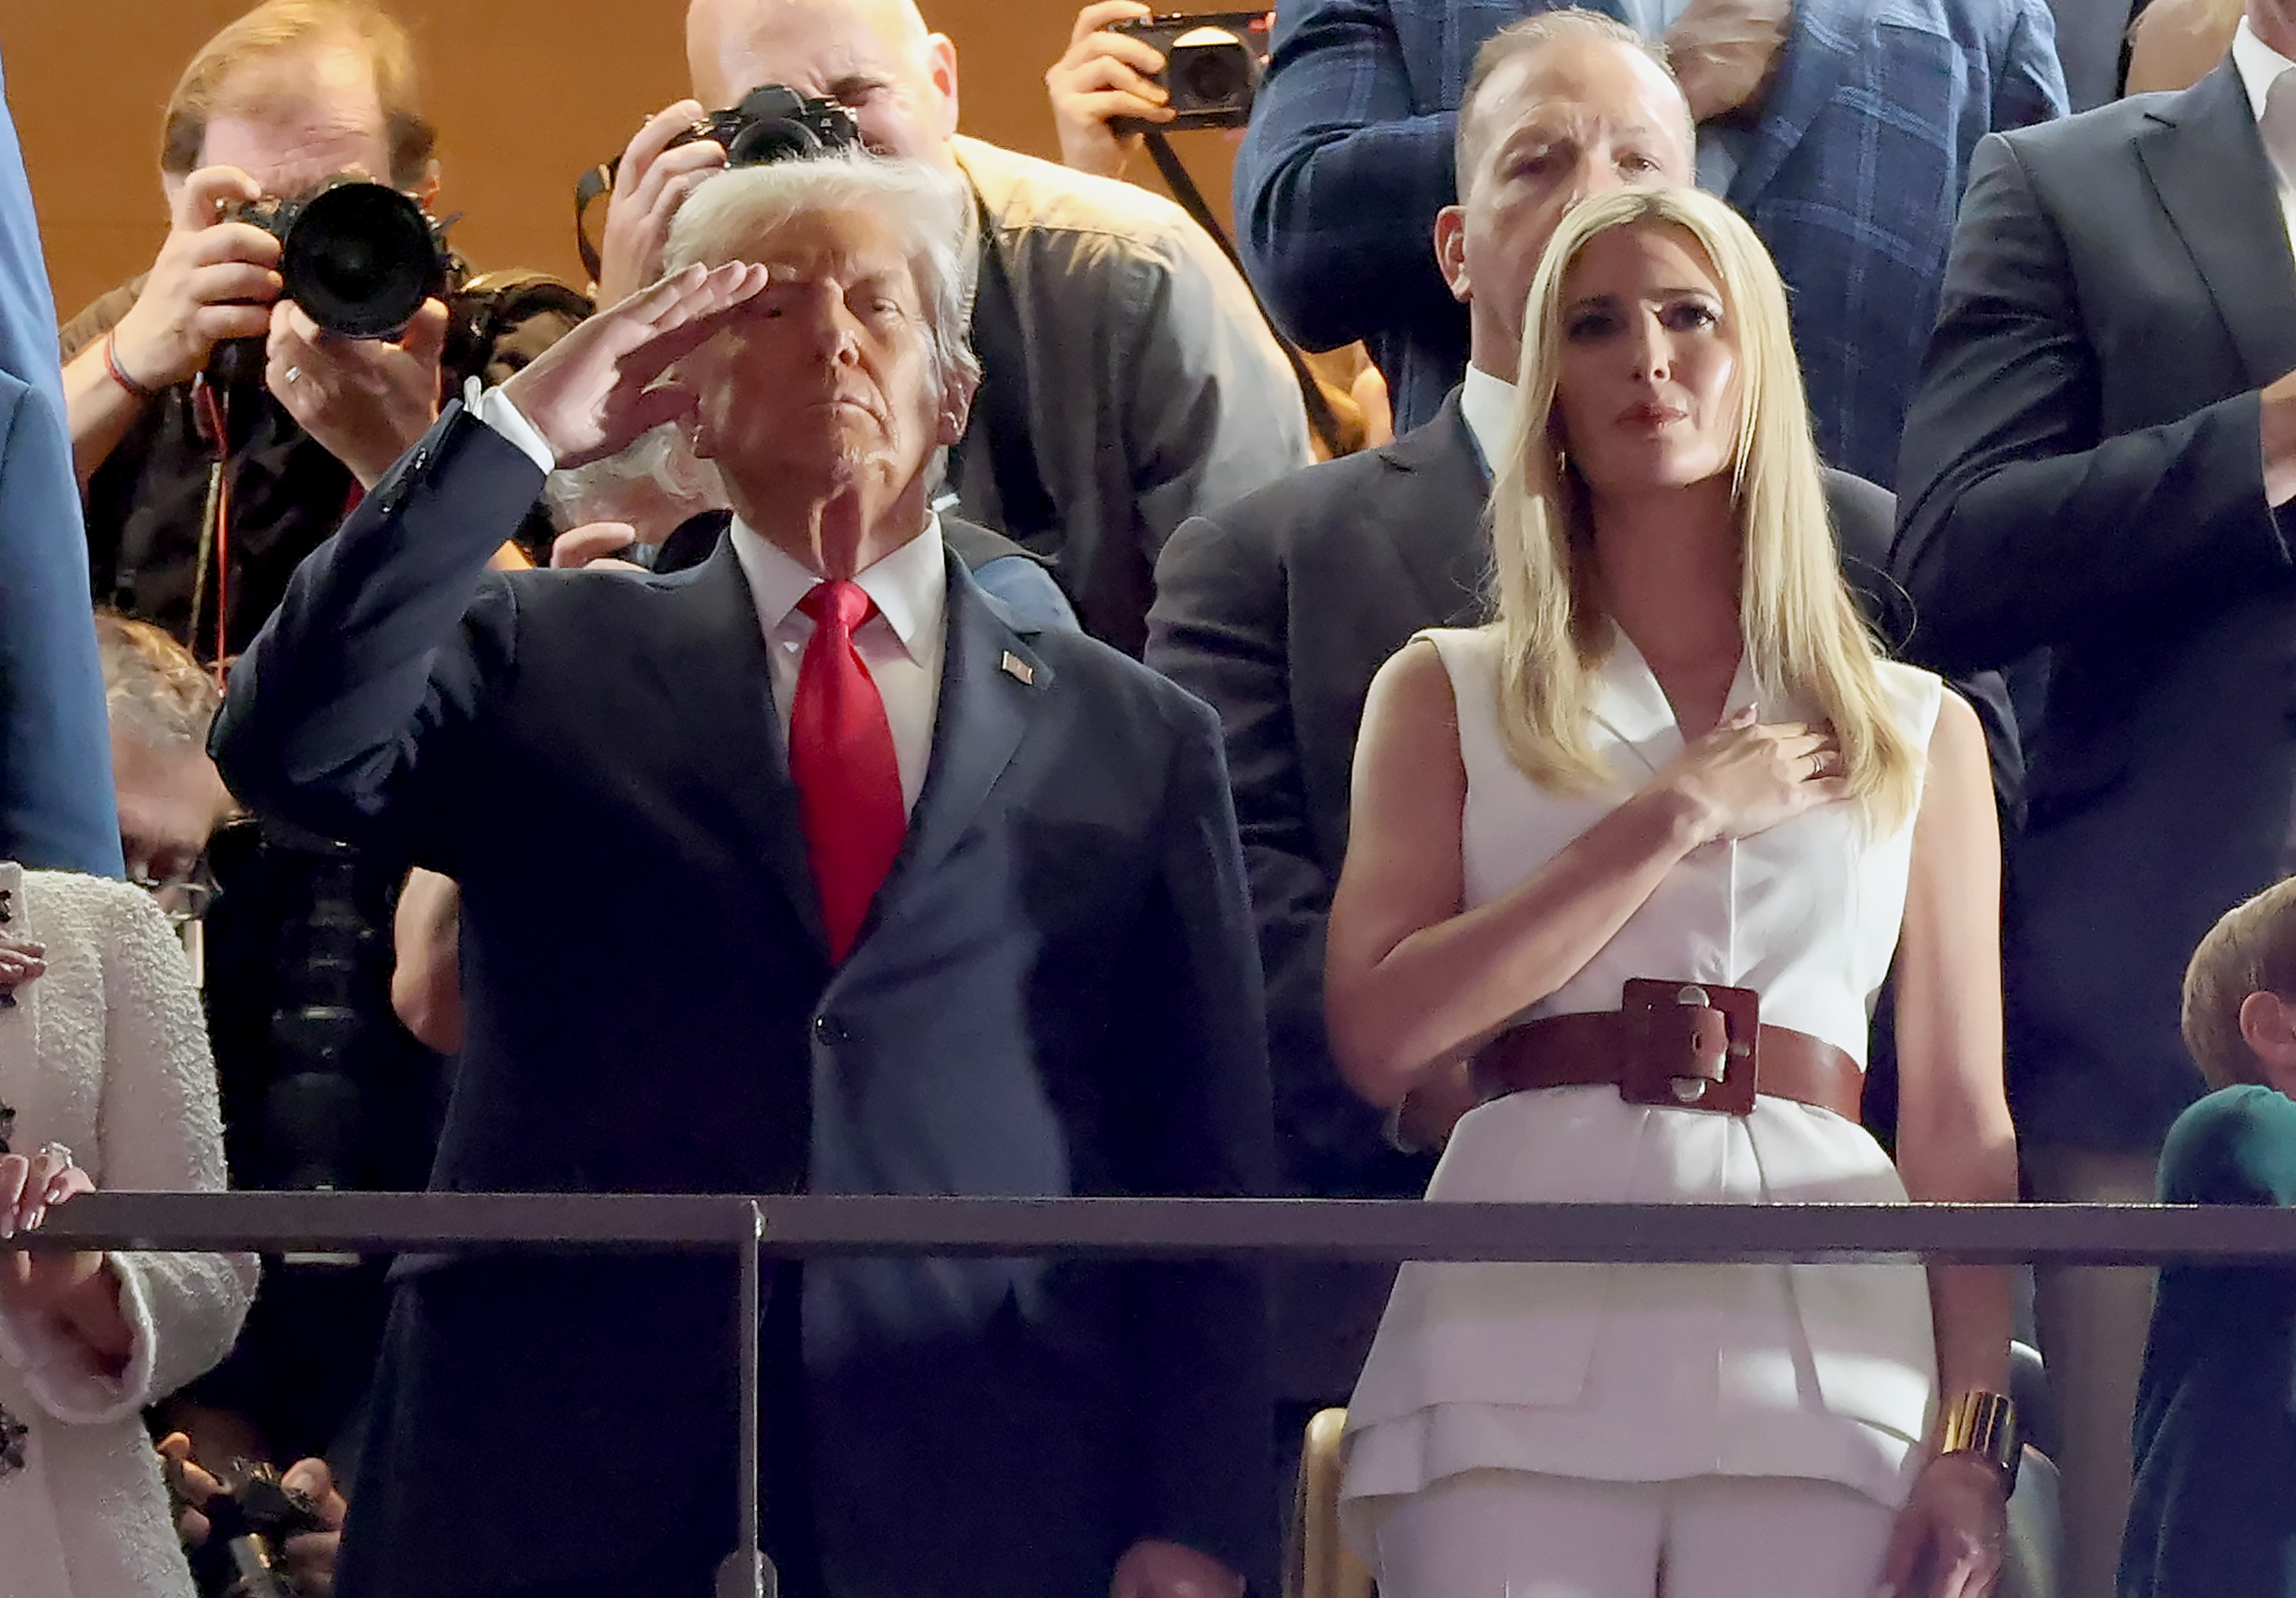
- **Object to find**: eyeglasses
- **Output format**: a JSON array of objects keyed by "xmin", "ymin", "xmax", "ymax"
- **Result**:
[{"xmin": 129, "ymin": 869, "xmax": 217, "ymax": 928}]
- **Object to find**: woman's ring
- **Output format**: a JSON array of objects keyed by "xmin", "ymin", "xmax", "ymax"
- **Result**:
[
  {"xmin": 36, "ymin": 1141, "xmax": 73, "ymax": 1169},
  {"xmin": 282, "ymin": 366, "xmax": 301, "ymax": 384}
]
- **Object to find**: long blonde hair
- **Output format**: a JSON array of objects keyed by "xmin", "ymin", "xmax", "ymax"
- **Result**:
[{"xmin": 1486, "ymin": 186, "xmax": 1919, "ymax": 833}]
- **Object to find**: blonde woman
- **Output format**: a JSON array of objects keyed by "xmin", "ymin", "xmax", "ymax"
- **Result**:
[{"xmin": 1327, "ymin": 187, "xmax": 2017, "ymax": 1598}]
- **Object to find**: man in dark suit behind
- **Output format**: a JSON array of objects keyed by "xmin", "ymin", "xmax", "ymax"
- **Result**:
[
  {"xmin": 1147, "ymin": 15, "xmax": 1999, "ymax": 1443},
  {"xmin": 1891, "ymin": 10, "xmax": 2296, "ymax": 1589},
  {"xmin": 212, "ymin": 153, "xmax": 1272, "ymax": 1598}
]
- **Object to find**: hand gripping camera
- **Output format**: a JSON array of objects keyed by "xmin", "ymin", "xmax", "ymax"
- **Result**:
[
  {"xmin": 178, "ymin": 1461, "xmax": 328, "ymax": 1598},
  {"xmin": 230, "ymin": 175, "xmax": 452, "ymax": 339},
  {"xmin": 574, "ymin": 84, "xmax": 862, "ymax": 284},
  {"xmin": 667, "ymin": 83, "xmax": 864, "ymax": 165},
  {"xmin": 1109, "ymin": 10, "xmax": 1272, "ymax": 131}
]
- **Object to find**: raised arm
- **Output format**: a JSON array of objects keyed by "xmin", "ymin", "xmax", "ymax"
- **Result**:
[
  {"xmin": 1323, "ymin": 639, "xmax": 1845, "ymax": 1108},
  {"xmin": 1230, "ymin": 0, "xmax": 1459, "ymax": 354},
  {"xmin": 212, "ymin": 262, "xmax": 771, "ymax": 848},
  {"xmin": 1891, "ymin": 135, "xmax": 2295, "ymax": 674}
]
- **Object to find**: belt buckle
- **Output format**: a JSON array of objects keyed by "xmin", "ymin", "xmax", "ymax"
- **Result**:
[{"xmin": 1619, "ymin": 978, "xmax": 1760, "ymax": 1115}]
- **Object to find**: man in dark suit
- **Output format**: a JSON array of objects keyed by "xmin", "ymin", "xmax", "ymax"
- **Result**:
[
  {"xmin": 0, "ymin": 50, "xmax": 122, "ymax": 877},
  {"xmin": 1891, "ymin": 11, "xmax": 2296, "ymax": 1589},
  {"xmin": 212, "ymin": 153, "xmax": 1273, "ymax": 1598},
  {"xmin": 1232, "ymin": 0, "xmax": 2065, "ymax": 485},
  {"xmin": 1148, "ymin": 14, "xmax": 2001, "ymax": 1444}
]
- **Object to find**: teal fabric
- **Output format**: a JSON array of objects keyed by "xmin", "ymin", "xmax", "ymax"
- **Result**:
[
  {"xmin": 0, "ymin": 51, "xmax": 121, "ymax": 875},
  {"xmin": 2122, "ymin": 1085, "xmax": 2296, "ymax": 1598}
]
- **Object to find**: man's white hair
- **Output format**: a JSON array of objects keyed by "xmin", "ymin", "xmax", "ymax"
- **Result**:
[
  {"xmin": 544, "ymin": 422, "xmax": 726, "ymax": 532},
  {"xmin": 664, "ymin": 153, "xmax": 980, "ymax": 391}
]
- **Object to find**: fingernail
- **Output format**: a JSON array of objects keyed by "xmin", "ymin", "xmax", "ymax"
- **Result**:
[{"xmin": 23, "ymin": 1207, "xmax": 40, "ymax": 1232}]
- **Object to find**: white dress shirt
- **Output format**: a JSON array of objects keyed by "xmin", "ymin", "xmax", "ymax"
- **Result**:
[
  {"xmin": 467, "ymin": 383, "xmax": 947, "ymax": 815},
  {"xmin": 728, "ymin": 516, "xmax": 947, "ymax": 816},
  {"xmin": 2233, "ymin": 17, "xmax": 2296, "ymax": 268},
  {"xmin": 1458, "ymin": 362, "xmax": 1517, "ymax": 476}
]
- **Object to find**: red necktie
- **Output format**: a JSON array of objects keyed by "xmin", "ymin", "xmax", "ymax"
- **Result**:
[{"xmin": 789, "ymin": 580, "xmax": 907, "ymax": 961}]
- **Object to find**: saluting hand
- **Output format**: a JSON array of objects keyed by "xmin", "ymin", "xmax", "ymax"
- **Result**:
[{"xmin": 497, "ymin": 260, "xmax": 772, "ymax": 470}]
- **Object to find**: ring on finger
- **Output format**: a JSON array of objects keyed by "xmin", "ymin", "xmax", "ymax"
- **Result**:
[
  {"xmin": 36, "ymin": 1141, "xmax": 73, "ymax": 1170},
  {"xmin": 282, "ymin": 366, "xmax": 301, "ymax": 384}
]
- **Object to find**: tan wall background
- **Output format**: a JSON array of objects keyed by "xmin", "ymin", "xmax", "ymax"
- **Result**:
[{"xmin": 0, "ymin": 0, "xmax": 1240, "ymax": 323}]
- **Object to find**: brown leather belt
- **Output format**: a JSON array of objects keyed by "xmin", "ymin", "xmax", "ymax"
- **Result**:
[{"xmin": 1474, "ymin": 978, "xmax": 1862, "ymax": 1120}]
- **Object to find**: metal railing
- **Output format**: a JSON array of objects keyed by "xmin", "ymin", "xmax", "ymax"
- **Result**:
[{"xmin": 9, "ymin": 1192, "xmax": 2290, "ymax": 1596}]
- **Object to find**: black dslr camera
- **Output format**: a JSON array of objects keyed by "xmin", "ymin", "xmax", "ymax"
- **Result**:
[
  {"xmin": 230, "ymin": 175, "xmax": 451, "ymax": 339},
  {"xmin": 177, "ymin": 1461, "xmax": 328, "ymax": 1598},
  {"xmin": 1109, "ymin": 10, "xmax": 1270, "ymax": 130},
  {"xmin": 669, "ymin": 84, "xmax": 863, "ymax": 166}
]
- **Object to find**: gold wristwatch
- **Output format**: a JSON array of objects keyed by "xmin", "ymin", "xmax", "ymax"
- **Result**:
[{"xmin": 1937, "ymin": 1389, "xmax": 2020, "ymax": 1496}]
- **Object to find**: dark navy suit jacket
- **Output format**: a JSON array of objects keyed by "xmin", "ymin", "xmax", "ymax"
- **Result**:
[
  {"xmin": 1231, "ymin": 0, "xmax": 2067, "ymax": 485},
  {"xmin": 0, "ymin": 53, "xmax": 120, "ymax": 875},
  {"xmin": 1894, "ymin": 63, "xmax": 2296, "ymax": 1155},
  {"xmin": 212, "ymin": 405, "xmax": 1276, "ymax": 1598}
]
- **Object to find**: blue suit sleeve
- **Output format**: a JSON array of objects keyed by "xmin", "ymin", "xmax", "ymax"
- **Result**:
[
  {"xmin": 0, "ymin": 54, "xmax": 121, "ymax": 877},
  {"xmin": 209, "ymin": 405, "xmax": 544, "ymax": 866},
  {"xmin": 1231, "ymin": 0, "xmax": 1460, "ymax": 354},
  {"xmin": 1994, "ymin": 0, "xmax": 2071, "ymax": 131},
  {"xmin": 1117, "ymin": 687, "xmax": 1276, "ymax": 1589}
]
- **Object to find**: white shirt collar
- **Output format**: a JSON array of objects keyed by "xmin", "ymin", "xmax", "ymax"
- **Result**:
[
  {"xmin": 2233, "ymin": 16, "xmax": 2294, "ymax": 123},
  {"xmin": 728, "ymin": 512, "xmax": 948, "ymax": 661},
  {"xmin": 1458, "ymin": 362, "xmax": 1518, "ymax": 477}
]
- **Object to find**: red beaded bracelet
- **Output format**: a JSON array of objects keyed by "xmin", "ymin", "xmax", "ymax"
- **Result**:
[{"xmin": 101, "ymin": 331, "xmax": 158, "ymax": 403}]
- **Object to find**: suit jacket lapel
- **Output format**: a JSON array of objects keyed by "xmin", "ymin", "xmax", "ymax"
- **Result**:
[
  {"xmin": 1379, "ymin": 392, "xmax": 1495, "ymax": 627},
  {"xmin": 1727, "ymin": 0, "xmax": 1858, "ymax": 209},
  {"xmin": 654, "ymin": 541, "xmax": 830, "ymax": 954},
  {"xmin": 2138, "ymin": 61, "xmax": 2296, "ymax": 393},
  {"xmin": 859, "ymin": 555, "xmax": 1044, "ymax": 937}
]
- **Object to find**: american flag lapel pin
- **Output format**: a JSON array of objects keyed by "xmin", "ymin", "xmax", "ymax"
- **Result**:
[{"xmin": 999, "ymin": 650, "xmax": 1035, "ymax": 686}]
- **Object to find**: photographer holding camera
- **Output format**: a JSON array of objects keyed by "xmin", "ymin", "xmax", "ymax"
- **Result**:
[
  {"xmin": 59, "ymin": 0, "xmax": 585, "ymax": 660},
  {"xmin": 588, "ymin": 0, "xmax": 1311, "ymax": 654}
]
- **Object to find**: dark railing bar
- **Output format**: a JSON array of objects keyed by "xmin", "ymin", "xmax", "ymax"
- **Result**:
[{"xmin": 7, "ymin": 1191, "xmax": 2295, "ymax": 1266}]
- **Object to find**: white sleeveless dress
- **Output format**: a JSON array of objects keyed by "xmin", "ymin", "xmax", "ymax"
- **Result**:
[{"xmin": 1340, "ymin": 627, "xmax": 1945, "ymax": 1547}]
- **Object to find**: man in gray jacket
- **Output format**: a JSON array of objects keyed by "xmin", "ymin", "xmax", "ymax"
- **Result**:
[{"xmin": 590, "ymin": 0, "xmax": 1312, "ymax": 653}]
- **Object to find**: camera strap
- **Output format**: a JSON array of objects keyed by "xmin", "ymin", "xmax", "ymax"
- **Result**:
[
  {"xmin": 574, "ymin": 162, "xmax": 616, "ymax": 288},
  {"xmin": 948, "ymin": 189, "xmax": 1060, "ymax": 546},
  {"xmin": 1140, "ymin": 131, "xmax": 1348, "ymax": 459},
  {"xmin": 188, "ymin": 376, "xmax": 233, "ymax": 685}
]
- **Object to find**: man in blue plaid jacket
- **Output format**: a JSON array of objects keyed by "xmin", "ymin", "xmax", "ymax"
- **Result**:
[{"xmin": 1232, "ymin": 0, "xmax": 2066, "ymax": 487}]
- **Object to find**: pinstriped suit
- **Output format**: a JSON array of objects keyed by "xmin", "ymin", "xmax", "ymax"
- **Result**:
[{"xmin": 1231, "ymin": 0, "xmax": 2068, "ymax": 486}]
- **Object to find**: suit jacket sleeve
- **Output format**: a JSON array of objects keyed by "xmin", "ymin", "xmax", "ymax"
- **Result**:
[
  {"xmin": 1120, "ymin": 230, "xmax": 1313, "ymax": 563},
  {"xmin": 208, "ymin": 404, "xmax": 546, "ymax": 863},
  {"xmin": 1230, "ymin": 0, "xmax": 1461, "ymax": 354},
  {"xmin": 1891, "ymin": 133, "xmax": 2293, "ymax": 674},
  {"xmin": 1997, "ymin": 0, "xmax": 2071, "ymax": 130},
  {"xmin": 1147, "ymin": 512, "xmax": 1410, "ymax": 1195},
  {"xmin": 0, "ymin": 52, "xmax": 121, "ymax": 878},
  {"xmin": 1116, "ymin": 686, "xmax": 1276, "ymax": 1589}
]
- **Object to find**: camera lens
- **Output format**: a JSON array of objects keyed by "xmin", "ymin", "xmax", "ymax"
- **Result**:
[
  {"xmin": 279, "ymin": 181, "xmax": 445, "ymax": 338},
  {"xmin": 1173, "ymin": 41, "xmax": 1252, "ymax": 106},
  {"xmin": 726, "ymin": 117, "xmax": 827, "ymax": 166}
]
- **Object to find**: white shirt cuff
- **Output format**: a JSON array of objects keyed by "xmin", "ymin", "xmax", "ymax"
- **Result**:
[{"xmin": 465, "ymin": 376, "xmax": 557, "ymax": 473}]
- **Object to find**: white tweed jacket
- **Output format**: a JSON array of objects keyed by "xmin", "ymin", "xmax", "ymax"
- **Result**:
[{"xmin": 0, "ymin": 866, "xmax": 255, "ymax": 1598}]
